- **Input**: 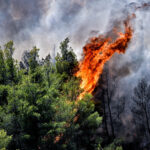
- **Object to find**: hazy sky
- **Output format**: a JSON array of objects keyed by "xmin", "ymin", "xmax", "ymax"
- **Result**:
[{"xmin": 0, "ymin": 0, "xmax": 140, "ymax": 59}]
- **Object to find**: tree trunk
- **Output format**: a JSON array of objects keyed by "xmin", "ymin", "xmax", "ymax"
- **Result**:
[
  {"xmin": 144, "ymin": 106, "xmax": 150, "ymax": 136},
  {"xmin": 102, "ymin": 94, "xmax": 109, "ymax": 137},
  {"xmin": 106, "ymin": 68, "xmax": 115, "ymax": 138},
  {"xmin": 107, "ymin": 95, "xmax": 115, "ymax": 138}
]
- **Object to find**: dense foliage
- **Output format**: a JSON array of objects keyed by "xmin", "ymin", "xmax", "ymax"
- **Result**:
[{"xmin": 0, "ymin": 39, "xmax": 104, "ymax": 150}]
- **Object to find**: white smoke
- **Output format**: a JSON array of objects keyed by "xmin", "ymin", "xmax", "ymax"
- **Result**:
[
  {"xmin": 0, "ymin": 0, "xmax": 118, "ymax": 59},
  {"xmin": 0, "ymin": 0, "xmax": 150, "ymax": 86}
]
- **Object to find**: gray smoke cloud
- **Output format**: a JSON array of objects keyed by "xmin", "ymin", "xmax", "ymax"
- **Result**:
[
  {"xmin": 0, "ymin": 0, "xmax": 122, "ymax": 59},
  {"xmin": 116, "ymin": 1, "xmax": 150, "ymax": 94},
  {"xmin": 0, "ymin": 0, "xmax": 150, "ymax": 85}
]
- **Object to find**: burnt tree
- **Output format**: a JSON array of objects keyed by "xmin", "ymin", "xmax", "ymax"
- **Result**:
[{"xmin": 131, "ymin": 78, "xmax": 150, "ymax": 139}]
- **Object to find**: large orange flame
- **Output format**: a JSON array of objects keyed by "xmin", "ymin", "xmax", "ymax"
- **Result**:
[{"xmin": 75, "ymin": 17, "xmax": 133, "ymax": 99}]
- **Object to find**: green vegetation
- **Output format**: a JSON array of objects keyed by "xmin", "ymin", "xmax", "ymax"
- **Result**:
[
  {"xmin": 0, "ymin": 39, "xmax": 106, "ymax": 150},
  {"xmin": 0, "ymin": 130, "xmax": 12, "ymax": 150}
]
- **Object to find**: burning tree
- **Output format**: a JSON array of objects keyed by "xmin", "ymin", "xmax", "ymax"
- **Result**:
[{"xmin": 75, "ymin": 16, "xmax": 133, "ymax": 99}]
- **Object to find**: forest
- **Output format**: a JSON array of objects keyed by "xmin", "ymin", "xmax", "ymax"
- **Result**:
[{"xmin": 0, "ymin": 38, "xmax": 149, "ymax": 150}]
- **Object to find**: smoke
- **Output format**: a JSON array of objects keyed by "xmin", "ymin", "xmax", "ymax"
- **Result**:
[
  {"xmin": 0, "ymin": 0, "xmax": 150, "ymax": 88},
  {"xmin": 116, "ymin": 1, "xmax": 150, "ymax": 94},
  {"xmin": 0, "ymin": 0, "xmax": 52, "ymax": 57},
  {"xmin": 0, "ymin": 0, "xmax": 116, "ymax": 60},
  {"xmin": 0, "ymin": 0, "xmax": 150, "ymax": 89}
]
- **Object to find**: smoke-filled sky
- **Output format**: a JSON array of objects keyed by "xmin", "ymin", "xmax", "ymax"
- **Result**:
[
  {"xmin": 0, "ymin": 0, "xmax": 150, "ymax": 89},
  {"xmin": 0, "ymin": 0, "xmax": 142, "ymax": 58},
  {"xmin": 0, "ymin": 0, "xmax": 116, "ymax": 59}
]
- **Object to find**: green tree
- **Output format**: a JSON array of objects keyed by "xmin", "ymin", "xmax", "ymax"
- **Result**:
[
  {"xmin": 0, "ymin": 49, "xmax": 6, "ymax": 84},
  {"xmin": 29, "ymin": 47, "xmax": 39, "ymax": 73},
  {"xmin": 28, "ymin": 47, "xmax": 44, "ymax": 84},
  {"xmin": 4, "ymin": 41, "xmax": 17, "ymax": 84},
  {"xmin": 0, "ymin": 85, "xmax": 9, "ymax": 105},
  {"xmin": 0, "ymin": 130, "xmax": 12, "ymax": 150},
  {"xmin": 0, "ymin": 41, "xmax": 104, "ymax": 150},
  {"xmin": 56, "ymin": 38, "xmax": 78, "ymax": 75}
]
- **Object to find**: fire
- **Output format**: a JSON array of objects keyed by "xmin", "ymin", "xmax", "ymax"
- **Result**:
[{"xmin": 75, "ymin": 17, "xmax": 133, "ymax": 99}]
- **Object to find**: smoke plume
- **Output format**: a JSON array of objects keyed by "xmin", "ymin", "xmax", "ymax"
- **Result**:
[{"xmin": 0, "ymin": 0, "xmax": 150, "ymax": 89}]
